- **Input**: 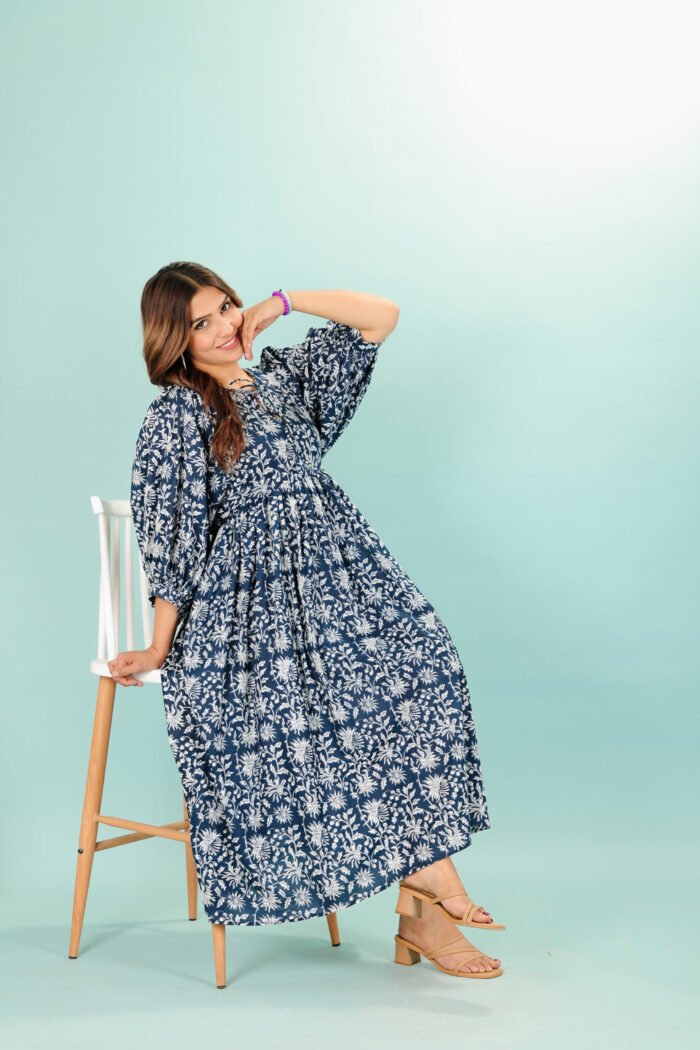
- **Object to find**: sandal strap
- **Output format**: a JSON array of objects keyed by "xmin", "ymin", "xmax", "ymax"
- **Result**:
[
  {"xmin": 400, "ymin": 880, "xmax": 428, "ymax": 896},
  {"xmin": 425, "ymin": 939, "xmax": 494, "ymax": 967},
  {"xmin": 457, "ymin": 952, "xmax": 495, "ymax": 973},
  {"xmin": 456, "ymin": 949, "xmax": 492, "ymax": 962},
  {"xmin": 460, "ymin": 901, "xmax": 486, "ymax": 923},
  {"xmin": 432, "ymin": 893, "xmax": 487, "ymax": 923},
  {"xmin": 431, "ymin": 890, "xmax": 474, "ymax": 904},
  {"xmin": 424, "ymin": 936, "xmax": 466, "ymax": 960}
]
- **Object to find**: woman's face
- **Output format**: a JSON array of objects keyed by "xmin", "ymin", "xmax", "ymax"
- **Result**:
[{"xmin": 186, "ymin": 285, "xmax": 245, "ymax": 368}]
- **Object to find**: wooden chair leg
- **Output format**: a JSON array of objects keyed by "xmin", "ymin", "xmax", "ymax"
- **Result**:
[
  {"xmin": 183, "ymin": 795, "xmax": 198, "ymax": 921},
  {"xmin": 68, "ymin": 674, "xmax": 116, "ymax": 960},
  {"xmin": 326, "ymin": 912, "xmax": 340, "ymax": 946},
  {"xmin": 212, "ymin": 923, "xmax": 227, "ymax": 987},
  {"xmin": 185, "ymin": 796, "xmax": 228, "ymax": 990},
  {"xmin": 209, "ymin": 910, "xmax": 338, "ymax": 989}
]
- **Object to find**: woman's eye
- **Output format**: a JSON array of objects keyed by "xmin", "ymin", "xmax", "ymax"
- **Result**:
[{"xmin": 195, "ymin": 299, "xmax": 231, "ymax": 330}]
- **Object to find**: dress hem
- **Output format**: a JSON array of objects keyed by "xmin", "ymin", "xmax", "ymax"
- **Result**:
[{"xmin": 201, "ymin": 820, "xmax": 491, "ymax": 928}]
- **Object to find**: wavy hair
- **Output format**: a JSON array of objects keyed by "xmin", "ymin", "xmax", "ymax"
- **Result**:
[{"xmin": 140, "ymin": 261, "xmax": 249, "ymax": 471}]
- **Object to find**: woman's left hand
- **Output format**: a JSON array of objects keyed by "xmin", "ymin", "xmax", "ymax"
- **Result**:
[{"xmin": 239, "ymin": 295, "xmax": 287, "ymax": 360}]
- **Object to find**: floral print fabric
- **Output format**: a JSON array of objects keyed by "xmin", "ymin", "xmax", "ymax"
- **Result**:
[{"xmin": 130, "ymin": 320, "xmax": 491, "ymax": 926}]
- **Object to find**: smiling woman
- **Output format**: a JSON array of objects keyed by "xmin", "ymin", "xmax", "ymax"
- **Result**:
[
  {"xmin": 138, "ymin": 263, "xmax": 255, "ymax": 469},
  {"xmin": 113, "ymin": 260, "xmax": 501, "ymax": 979}
]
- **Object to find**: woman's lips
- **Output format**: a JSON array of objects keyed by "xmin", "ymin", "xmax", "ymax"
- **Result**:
[{"xmin": 219, "ymin": 334, "xmax": 238, "ymax": 349}]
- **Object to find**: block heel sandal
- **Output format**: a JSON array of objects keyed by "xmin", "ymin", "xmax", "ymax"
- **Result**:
[
  {"xmin": 395, "ymin": 880, "xmax": 506, "ymax": 930},
  {"xmin": 394, "ymin": 933, "xmax": 503, "ymax": 978}
]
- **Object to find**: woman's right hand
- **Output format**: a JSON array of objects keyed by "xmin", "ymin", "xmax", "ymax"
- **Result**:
[{"xmin": 107, "ymin": 646, "xmax": 166, "ymax": 687}]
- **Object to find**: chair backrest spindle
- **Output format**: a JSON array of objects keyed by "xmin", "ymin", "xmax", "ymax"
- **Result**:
[
  {"xmin": 124, "ymin": 523, "xmax": 136, "ymax": 651},
  {"xmin": 90, "ymin": 496, "xmax": 154, "ymax": 666},
  {"xmin": 109, "ymin": 516, "xmax": 120, "ymax": 660}
]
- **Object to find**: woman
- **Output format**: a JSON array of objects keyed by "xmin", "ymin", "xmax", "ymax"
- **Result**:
[{"xmin": 108, "ymin": 261, "xmax": 504, "ymax": 979}]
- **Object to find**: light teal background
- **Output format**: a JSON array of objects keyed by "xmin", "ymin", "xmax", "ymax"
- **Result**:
[{"xmin": 1, "ymin": 0, "xmax": 697, "ymax": 1046}]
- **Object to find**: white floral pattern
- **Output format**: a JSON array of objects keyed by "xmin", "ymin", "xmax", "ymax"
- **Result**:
[{"xmin": 130, "ymin": 320, "xmax": 490, "ymax": 926}]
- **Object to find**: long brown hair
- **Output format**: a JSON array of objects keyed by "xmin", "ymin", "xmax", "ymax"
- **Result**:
[{"xmin": 140, "ymin": 261, "xmax": 247, "ymax": 471}]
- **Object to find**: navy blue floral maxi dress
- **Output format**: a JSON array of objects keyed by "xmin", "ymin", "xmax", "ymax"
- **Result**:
[{"xmin": 130, "ymin": 320, "xmax": 490, "ymax": 927}]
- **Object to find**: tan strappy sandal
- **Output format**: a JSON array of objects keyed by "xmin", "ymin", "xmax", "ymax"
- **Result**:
[
  {"xmin": 396, "ymin": 880, "xmax": 506, "ymax": 930},
  {"xmin": 394, "ymin": 932, "xmax": 503, "ymax": 978}
]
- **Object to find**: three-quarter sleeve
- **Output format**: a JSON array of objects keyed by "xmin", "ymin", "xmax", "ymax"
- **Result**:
[
  {"xmin": 259, "ymin": 320, "xmax": 385, "ymax": 455},
  {"xmin": 130, "ymin": 388, "xmax": 211, "ymax": 621}
]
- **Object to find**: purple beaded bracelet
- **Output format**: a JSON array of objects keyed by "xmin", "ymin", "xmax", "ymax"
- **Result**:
[{"xmin": 272, "ymin": 289, "xmax": 292, "ymax": 315}]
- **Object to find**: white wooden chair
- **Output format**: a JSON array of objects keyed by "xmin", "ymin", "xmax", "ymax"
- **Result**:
[{"xmin": 67, "ymin": 496, "xmax": 342, "ymax": 987}]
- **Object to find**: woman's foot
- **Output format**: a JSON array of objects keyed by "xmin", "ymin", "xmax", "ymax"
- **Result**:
[
  {"xmin": 397, "ymin": 909, "xmax": 501, "ymax": 974},
  {"xmin": 403, "ymin": 855, "xmax": 495, "ymax": 925}
]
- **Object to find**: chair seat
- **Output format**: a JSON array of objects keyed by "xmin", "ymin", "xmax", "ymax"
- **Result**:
[{"xmin": 89, "ymin": 658, "xmax": 161, "ymax": 685}]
